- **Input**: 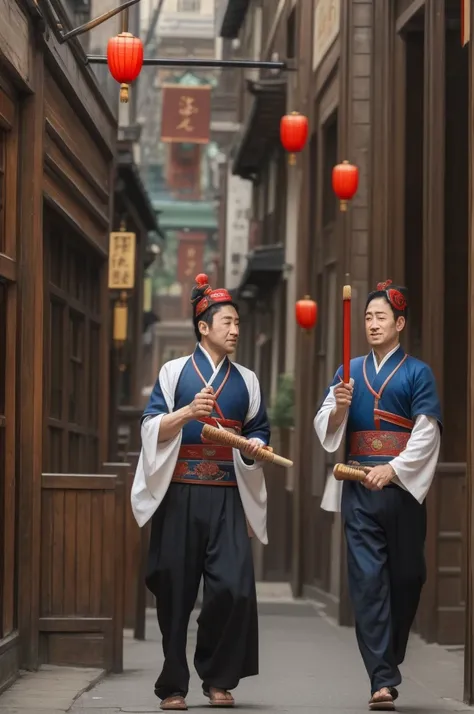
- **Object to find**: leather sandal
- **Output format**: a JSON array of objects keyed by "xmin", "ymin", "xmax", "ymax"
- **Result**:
[
  {"xmin": 160, "ymin": 695, "xmax": 188, "ymax": 710},
  {"xmin": 203, "ymin": 688, "xmax": 235, "ymax": 707},
  {"xmin": 369, "ymin": 687, "xmax": 396, "ymax": 711}
]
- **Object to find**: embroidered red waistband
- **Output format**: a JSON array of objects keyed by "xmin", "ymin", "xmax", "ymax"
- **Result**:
[
  {"xmin": 172, "ymin": 459, "xmax": 237, "ymax": 486},
  {"xmin": 349, "ymin": 431, "xmax": 410, "ymax": 457},
  {"xmin": 179, "ymin": 444, "xmax": 234, "ymax": 461}
]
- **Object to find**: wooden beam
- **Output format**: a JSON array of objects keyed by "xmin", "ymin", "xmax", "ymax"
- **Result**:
[
  {"xmin": 464, "ymin": 18, "xmax": 474, "ymax": 707},
  {"xmin": 396, "ymin": 0, "xmax": 425, "ymax": 35},
  {"xmin": 17, "ymin": 40, "xmax": 45, "ymax": 670},
  {"xmin": 420, "ymin": 0, "xmax": 445, "ymax": 644}
]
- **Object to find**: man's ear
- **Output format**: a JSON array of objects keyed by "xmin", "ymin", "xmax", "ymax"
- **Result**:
[
  {"xmin": 198, "ymin": 320, "xmax": 208, "ymax": 336},
  {"xmin": 396, "ymin": 316, "xmax": 406, "ymax": 333}
]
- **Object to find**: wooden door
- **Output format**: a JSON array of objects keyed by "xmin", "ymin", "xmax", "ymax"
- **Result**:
[
  {"xmin": 0, "ymin": 78, "xmax": 19, "ymax": 682},
  {"xmin": 43, "ymin": 208, "xmax": 104, "ymax": 474}
]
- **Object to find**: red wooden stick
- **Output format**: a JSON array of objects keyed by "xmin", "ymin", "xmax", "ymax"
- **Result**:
[{"xmin": 343, "ymin": 284, "xmax": 351, "ymax": 383}]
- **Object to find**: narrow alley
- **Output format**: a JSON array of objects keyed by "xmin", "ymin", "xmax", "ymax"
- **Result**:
[{"xmin": 1, "ymin": 588, "xmax": 470, "ymax": 714}]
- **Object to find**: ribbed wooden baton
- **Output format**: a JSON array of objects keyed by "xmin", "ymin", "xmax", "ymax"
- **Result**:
[
  {"xmin": 333, "ymin": 463, "xmax": 369, "ymax": 482},
  {"xmin": 201, "ymin": 424, "xmax": 293, "ymax": 468}
]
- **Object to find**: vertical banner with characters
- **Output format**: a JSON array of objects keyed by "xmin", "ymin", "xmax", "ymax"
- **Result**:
[
  {"xmin": 161, "ymin": 85, "xmax": 212, "ymax": 144},
  {"xmin": 177, "ymin": 232, "xmax": 207, "ymax": 318}
]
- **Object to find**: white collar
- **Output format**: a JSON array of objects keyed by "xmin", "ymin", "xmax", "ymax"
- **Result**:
[
  {"xmin": 371, "ymin": 344, "xmax": 401, "ymax": 374},
  {"xmin": 197, "ymin": 343, "xmax": 227, "ymax": 388}
]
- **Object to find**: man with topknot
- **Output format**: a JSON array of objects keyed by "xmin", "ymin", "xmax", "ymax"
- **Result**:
[
  {"xmin": 132, "ymin": 273, "xmax": 272, "ymax": 710},
  {"xmin": 314, "ymin": 280, "xmax": 442, "ymax": 711}
]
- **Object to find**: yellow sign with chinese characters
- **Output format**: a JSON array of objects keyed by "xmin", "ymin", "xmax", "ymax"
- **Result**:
[{"xmin": 108, "ymin": 231, "xmax": 136, "ymax": 290}]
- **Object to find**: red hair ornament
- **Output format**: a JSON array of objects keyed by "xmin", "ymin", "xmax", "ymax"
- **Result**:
[
  {"xmin": 376, "ymin": 279, "xmax": 407, "ymax": 312},
  {"xmin": 192, "ymin": 273, "xmax": 233, "ymax": 318}
]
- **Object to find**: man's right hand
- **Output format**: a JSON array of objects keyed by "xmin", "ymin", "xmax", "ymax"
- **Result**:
[
  {"xmin": 327, "ymin": 379, "xmax": 354, "ymax": 433},
  {"xmin": 189, "ymin": 386, "xmax": 216, "ymax": 419},
  {"xmin": 333, "ymin": 380, "xmax": 354, "ymax": 411}
]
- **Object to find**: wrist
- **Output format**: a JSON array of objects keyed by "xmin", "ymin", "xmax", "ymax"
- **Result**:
[{"xmin": 181, "ymin": 405, "xmax": 194, "ymax": 424}]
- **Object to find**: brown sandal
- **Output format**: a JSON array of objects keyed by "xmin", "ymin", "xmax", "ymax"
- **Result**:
[
  {"xmin": 369, "ymin": 687, "xmax": 396, "ymax": 711},
  {"xmin": 204, "ymin": 688, "xmax": 235, "ymax": 707},
  {"xmin": 160, "ymin": 695, "xmax": 188, "ymax": 710}
]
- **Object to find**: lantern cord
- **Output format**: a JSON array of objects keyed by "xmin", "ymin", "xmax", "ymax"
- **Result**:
[
  {"xmin": 43, "ymin": 0, "xmax": 142, "ymax": 44},
  {"xmin": 342, "ymin": 284, "xmax": 351, "ymax": 383}
]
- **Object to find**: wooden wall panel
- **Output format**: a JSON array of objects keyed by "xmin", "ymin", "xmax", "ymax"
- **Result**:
[
  {"xmin": 0, "ymin": 0, "xmax": 29, "ymax": 85},
  {"xmin": 39, "ymin": 472, "xmax": 125, "ymax": 672},
  {"xmin": 435, "ymin": 464, "xmax": 466, "ymax": 644},
  {"xmin": 44, "ymin": 71, "xmax": 111, "ymax": 191}
]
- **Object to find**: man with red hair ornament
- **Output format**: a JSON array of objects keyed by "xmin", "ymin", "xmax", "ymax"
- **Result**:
[
  {"xmin": 314, "ymin": 281, "xmax": 442, "ymax": 711},
  {"xmin": 131, "ymin": 274, "xmax": 272, "ymax": 711}
]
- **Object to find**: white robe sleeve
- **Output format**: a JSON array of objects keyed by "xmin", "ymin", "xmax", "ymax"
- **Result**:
[
  {"xmin": 131, "ymin": 358, "xmax": 188, "ymax": 528},
  {"xmin": 389, "ymin": 415, "xmax": 441, "ymax": 503},
  {"xmin": 232, "ymin": 365, "xmax": 269, "ymax": 545},
  {"xmin": 313, "ymin": 386, "xmax": 348, "ymax": 451}
]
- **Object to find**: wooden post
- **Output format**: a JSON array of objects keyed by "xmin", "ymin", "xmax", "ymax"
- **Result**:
[
  {"xmin": 17, "ymin": 38, "xmax": 44, "ymax": 670},
  {"xmin": 464, "ymin": 16, "xmax": 474, "ymax": 706},
  {"xmin": 418, "ymin": 0, "xmax": 445, "ymax": 644},
  {"xmin": 102, "ymin": 462, "xmax": 130, "ymax": 674}
]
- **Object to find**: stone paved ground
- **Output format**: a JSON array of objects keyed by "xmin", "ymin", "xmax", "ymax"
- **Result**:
[{"xmin": 1, "ymin": 594, "xmax": 472, "ymax": 714}]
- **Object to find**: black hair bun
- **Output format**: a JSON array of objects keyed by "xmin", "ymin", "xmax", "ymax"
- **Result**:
[{"xmin": 190, "ymin": 273, "xmax": 210, "ymax": 306}]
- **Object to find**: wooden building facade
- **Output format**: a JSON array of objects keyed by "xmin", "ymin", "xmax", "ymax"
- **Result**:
[
  {"xmin": 222, "ymin": 0, "xmax": 474, "ymax": 703},
  {"xmin": 287, "ymin": 0, "xmax": 474, "ymax": 703},
  {"xmin": 0, "ymin": 0, "xmax": 153, "ymax": 694}
]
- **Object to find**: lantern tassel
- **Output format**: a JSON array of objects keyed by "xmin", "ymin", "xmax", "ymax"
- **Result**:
[
  {"xmin": 340, "ymin": 199, "xmax": 347, "ymax": 212},
  {"xmin": 120, "ymin": 83, "xmax": 129, "ymax": 103},
  {"xmin": 289, "ymin": 153, "xmax": 296, "ymax": 166}
]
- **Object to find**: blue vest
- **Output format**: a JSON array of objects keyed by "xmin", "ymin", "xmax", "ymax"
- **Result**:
[{"xmin": 326, "ymin": 347, "xmax": 442, "ymax": 467}]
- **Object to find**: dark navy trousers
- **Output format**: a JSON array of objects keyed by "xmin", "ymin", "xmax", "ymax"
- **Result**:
[
  {"xmin": 342, "ymin": 480, "xmax": 427, "ymax": 694},
  {"xmin": 146, "ymin": 483, "xmax": 258, "ymax": 701}
]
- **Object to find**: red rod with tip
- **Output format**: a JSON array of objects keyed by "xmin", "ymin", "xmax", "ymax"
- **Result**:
[{"xmin": 342, "ymin": 283, "xmax": 351, "ymax": 383}]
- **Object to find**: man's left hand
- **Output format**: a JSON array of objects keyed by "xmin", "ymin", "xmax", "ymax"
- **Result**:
[
  {"xmin": 363, "ymin": 464, "xmax": 395, "ymax": 491},
  {"xmin": 244, "ymin": 439, "xmax": 272, "ymax": 459}
]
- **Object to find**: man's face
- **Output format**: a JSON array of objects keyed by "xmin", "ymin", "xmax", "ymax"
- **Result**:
[
  {"xmin": 365, "ymin": 297, "xmax": 405, "ymax": 348},
  {"xmin": 199, "ymin": 304, "xmax": 240, "ymax": 354}
]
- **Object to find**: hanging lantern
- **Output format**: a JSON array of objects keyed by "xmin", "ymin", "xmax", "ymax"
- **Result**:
[
  {"xmin": 280, "ymin": 112, "xmax": 308, "ymax": 165},
  {"xmin": 296, "ymin": 295, "xmax": 318, "ymax": 332},
  {"xmin": 332, "ymin": 160, "xmax": 359, "ymax": 211},
  {"xmin": 107, "ymin": 32, "xmax": 144, "ymax": 103}
]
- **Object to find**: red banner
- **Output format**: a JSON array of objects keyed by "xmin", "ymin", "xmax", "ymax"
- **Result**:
[
  {"xmin": 177, "ymin": 232, "xmax": 206, "ymax": 286},
  {"xmin": 161, "ymin": 85, "xmax": 211, "ymax": 144}
]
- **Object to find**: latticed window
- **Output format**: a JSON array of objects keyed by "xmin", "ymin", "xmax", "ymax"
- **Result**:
[{"xmin": 44, "ymin": 209, "xmax": 102, "ymax": 474}]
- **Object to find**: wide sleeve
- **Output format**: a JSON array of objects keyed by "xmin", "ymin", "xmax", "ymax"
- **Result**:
[
  {"xmin": 131, "ymin": 362, "xmax": 183, "ymax": 527},
  {"xmin": 241, "ymin": 381, "xmax": 271, "ymax": 446},
  {"xmin": 234, "ymin": 371, "xmax": 270, "ymax": 471},
  {"xmin": 232, "ymin": 369, "xmax": 269, "ymax": 544},
  {"xmin": 390, "ymin": 415, "xmax": 441, "ymax": 503},
  {"xmin": 313, "ymin": 366, "xmax": 349, "ymax": 453}
]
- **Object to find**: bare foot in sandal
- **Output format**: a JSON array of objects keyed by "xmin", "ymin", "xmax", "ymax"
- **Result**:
[
  {"xmin": 369, "ymin": 687, "xmax": 395, "ymax": 711},
  {"xmin": 161, "ymin": 695, "xmax": 187, "ymax": 710},
  {"xmin": 207, "ymin": 687, "xmax": 235, "ymax": 707}
]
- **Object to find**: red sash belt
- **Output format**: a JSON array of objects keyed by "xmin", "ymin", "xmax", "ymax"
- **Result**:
[
  {"xmin": 200, "ymin": 417, "xmax": 242, "ymax": 432},
  {"xmin": 349, "ymin": 430, "xmax": 410, "ymax": 457},
  {"xmin": 178, "ymin": 444, "xmax": 234, "ymax": 461}
]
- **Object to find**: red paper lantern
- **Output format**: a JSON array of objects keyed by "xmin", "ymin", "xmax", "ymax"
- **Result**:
[
  {"xmin": 107, "ymin": 32, "xmax": 144, "ymax": 103},
  {"xmin": 280, "ymin": 112, "xmax": 308, "ymax": 165},
  {"xmin": 332, "ymin": 160, "xmax": 359, "ymax": 211},
  {"xmin": 295, "ymin": 296, "xmax": 318, "ymax": 331}
]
